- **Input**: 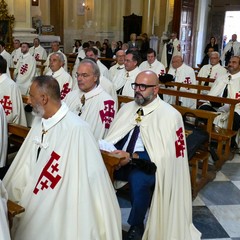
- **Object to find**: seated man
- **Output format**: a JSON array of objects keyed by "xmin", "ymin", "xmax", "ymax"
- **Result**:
[
  {"xmin": 0, "ymin": 56, "xmax": 27, "ymax": 126},
  {"xmin": 29, "ymin": 38, "xmax": 47, "ymax": 61},
  {"xmin": 0, "ymin": 180, "xmax": 10, "ymax": 240},
  {"xmin": 104, "ymin": 70, "xmax": 201, "ymax": 240},
  {"xmin": 43, "ymin": 41, "xmax": 68, "ymax": 74},
  {"xmin": 3, "ymin": 75, "xmax": 121, "ymax": 240},
  {"xmin": 198, "ymin": 51, "xmax": 227, "ymax": 87},
  {"xmin": 199, "ymin": 56, "xmax": 240, "ymax": 148},
  {"xmin": 64, "ymin": 58, "xmax": 116, "ymax": 140},
  {"xmin": 139, "ymin": 48, "xmax": 165, "ymax": 76},
  {"xmin": 167, "ymin": 55, "xmax": 197, "ymax": 108},
  {"xmin": 112, "ymin": 51, "xmax": 141, "ymax": 97},
  {"xmin": 46, "ymin": 52, "xmax": 75, "ymax": 99},
  {"xmin": 109, "ymin": 50, "xmax": 125, "ymax": 81}
]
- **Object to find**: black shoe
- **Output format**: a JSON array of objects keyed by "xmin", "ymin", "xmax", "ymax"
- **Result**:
[{"xmin": 126, "ymin": 225, "xmax": 144, "ymax": 240}]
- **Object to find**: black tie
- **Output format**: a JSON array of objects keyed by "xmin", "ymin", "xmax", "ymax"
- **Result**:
[
  {"xmin": 126, "ymin": 108, "xmax": 144, "ymax": 154},
  {"xmin": 222, "ymin": 75, "xmax": 231, "ymax": 98},
  {"xmin": 204, "ymin": 66, "xmax": 212, "ymax": 86},
  {"xmin": 36, "ymin": 129, "xmax": 47, "ymax": 161},
  {"xmin": 78, "ymin": 94, "xmax": 85, "ymax": 116}
]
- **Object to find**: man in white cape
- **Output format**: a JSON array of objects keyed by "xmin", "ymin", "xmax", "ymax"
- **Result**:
[
  {"xmin": 3, "ymin": 75, "xmax": 122, "ymax": 240},
  {"xmin": 0, "ymin": 104, "xmax": 7, "ymax": 169},
  {"xmin": 104, "ymin": 70, "xmax": 201, "ymax": 240},
  {"xmin": 29, "ymin": 38, "xmax": 47, "ymax": 61},
  {"xmin": 0, "ymin": 56, "xmax": 27, "ymax": 126}
]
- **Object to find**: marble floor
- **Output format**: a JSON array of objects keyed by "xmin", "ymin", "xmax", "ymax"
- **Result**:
[{"xmin": 118, "ymin": 153, "xmax": 240, "ymax": 240}]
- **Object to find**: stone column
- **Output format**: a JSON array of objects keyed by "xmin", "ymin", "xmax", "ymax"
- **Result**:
[
  {"xmin": 7, "ymin": 0, "xmax": 37, "ymax": 43},
  {"xmin": 142, "ymin": 0, "xmax": 155, "ymax": 35}
]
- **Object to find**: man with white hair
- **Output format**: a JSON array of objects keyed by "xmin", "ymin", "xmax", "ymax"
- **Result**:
[
  {"xmin": 198, "ymin": 51, "xmax": 227, "ymax": 87},
  {"xmin": 29, "ymin": 38, "xmax": 47, "ymax": 61},
  {"xmin": 109, "ymin": 50, "xmax": 125, "ymax": 81}
]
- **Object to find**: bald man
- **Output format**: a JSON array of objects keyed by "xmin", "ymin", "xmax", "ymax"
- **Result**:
[
  {"xmin": 166, "ymin": 55, "xmax": 197, "ymax": 108},
  {"xmin": 104, "ymin": 70, "xmax": 201, "ymax": 240}
]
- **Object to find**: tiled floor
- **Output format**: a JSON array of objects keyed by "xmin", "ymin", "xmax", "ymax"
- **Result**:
[{"xmin": 118, "ymin": 154, "xmax": 240, "ymax": 240}]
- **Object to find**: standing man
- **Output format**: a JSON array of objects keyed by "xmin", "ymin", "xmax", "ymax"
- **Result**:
[
  {"xmin": 167, "ymin": 55, "xmax": 197, "ymax": 108},
  {"xmin": 14, "ymin": 42, "xmax": 36, "ymax": 95},
  {"xmin": 3, "ymin": 75, "xmax": 122, "ymax": 240},
  {"xmin": 198, "ymin": 51, "xmax": 227, "ymax": 86},
  {"xmin": 46, "ymin": 52, "xmax": 74, "ymax": 99},
  {"xmin": 104, "ymin": 70, "xmax": 201, "ymax": 240},
  {"xmin": 109, "ymin": 50, "xmax": 126, "ymax": 81},
  {"xmin": 0, "ymin": 41, "xmax": 13, "ymax": 69},
  {"xmin": 64, "ymin": 58, "xmax": 116, "ymax": 140},
  {"xmin": 29, "ymin": 38, "xmax": 47, "ymax": 61},
  {"xmin": 139, "ymin": 48, "xmax": 166, "ymax": 76},
  {"xmin": 221, "ymin": 34, "xmax": 240, "ymax": 66},
  {"xmin": 11, "ymin": 39, "xmax": 21, "ymax": 67},
  {"xmin": 112, "ymin": 51, "xmax": 141, "ymax": 97},
  {"xmin": 161, "ymin": 32, "xmax": 182, "ymax": 69}
]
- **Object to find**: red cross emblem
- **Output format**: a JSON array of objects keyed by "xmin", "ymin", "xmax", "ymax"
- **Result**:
[
  {"xmin": 175, "ymin": 127, "xmax": 185, "ymax": 158},
  {"xmin": 159, "ymin": 69, "xmax": 165, "ymax": 76},
  {"xmin": 99, "ymin": 100, "xmax": 115, "ymax": 129},
  {"xmin": 183, "ymin": 77, "xmax": 191, "ymax": 84},
  {"xmin": 20, "ymin": 64, "xmax": 28, "ymax": 75},
  {"xmin": 33, "ymin": 151, "xmax": 62, "ymax": 195},
  {"xmin": 35, "ymin": 53, "xmax": 40, "ymax": 60},
  {"xmin": 235, "ymin": 92, "xmax": 240, "ymax": 100},
  {"xmin": 0, "ymin": 96, "xmax": 13, "ymax": 115},
  {"xmin": 60, "ymin": 83, "xmax": 71, "ymax": 100}
]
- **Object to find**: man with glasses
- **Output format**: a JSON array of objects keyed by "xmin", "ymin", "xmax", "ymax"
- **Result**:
[
  {"xmin": 109, "ymin": 50, "xmax": 126, "ymax": 81},
  {"xmin": 161, "ymin": 32, "xmax": 182, "ymax": 69},
  {"xmin": 103, "ymin": 70, "xmax": 201, "ymax": 240},
  {"xmin": 64, "ymin": 58, "xmax": 116, "ymax": 140},
  {"xmin": 112, "ymin": 51, "xmax": 141, "ymax": 97}
]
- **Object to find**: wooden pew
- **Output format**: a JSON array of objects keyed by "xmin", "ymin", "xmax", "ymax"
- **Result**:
[
  {"xmin": 158, "ymin": 87, "xmax": 239, "ymax": 169},
  {"xmin": 172, "ymin": 105, "xmax": 218, "ymax": 197},
  {"xmin": 7, "ymin": 200, "xmax": 25, "ymax": 229},
  {"xmin": 196, "ymin": 76, "xmax": 215, "ymax": 87},
  {"xmin": 36, "ymin": 64, "xmax": 45, "ymax": 76},
  {"xmin": 117, "ymin": 95, "xmax": 134, "ymax": 110}
]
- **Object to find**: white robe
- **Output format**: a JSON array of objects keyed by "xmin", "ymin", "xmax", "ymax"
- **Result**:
[
  {"xmin": 221, "ymin": 40, "xmax": 240, "ymax": 65},
  {"xmin": 105, "ymin": 97, "xmax": 201, "ymax": 240},
  {"xmin": 64, "ymin": 85, "xmax": 116, "ymax": 140},
  {"xmin": 109, "ymin": 63, "xmax": 125, "ymax": 81},
  {"xmin": 197, "ymin": 63, "xmax": 227, "ymax": 87},
  {"xmin": 3, "ymin": 102, "xmax": 122, "ymax": 240},
  {"xmin": 139, "ymin": 59, "xmax": 166, "ymax": 76},
  {"xmin": 112, "ymin": 67, "xmax": 141, "ymax": 97},
  {"xmin": 44, "ymin": 50, "xmax": 68, "ymax": 74},
  {"xmin": 0, "ymin": 74, "xmax": 27, "ymax": 126},
  {"xmin": 29, "ymin": 45, "xmax": 47, "ymax": 61},
  {"xmin": 11, "ymin": 48, "xmax": 22, "ymax": 67},
  {"xmin": 161, "ymin": 38, "xmax": 182, "ymax": 68},
  {"xmin": 0, "ymin": 104, "xmax": 7, "ymax": 167},
  {"xmin": 97, "ymin": 60, "xmax": 110, "ymax": 80},
  {"xmin": 0, "ymin": 180, "xmax": 10, "ymax": 240},
  {"xmin": 46, "ymin": 67, "xmax": 74, "ymax": 99},
  {"xmin": 1, "ymin": 49, "xmax": 13, "ymax": 68},
  {"xmin": 167, "ymin": 63, "xmax": 197, "ymax": 108},
  {"xmin": 14, "ymin": 52, "xmax": 36, "ymax": 95},
  {"xmin": 100, "ymin": 75, "xmax": 118, "ymax": 104}
]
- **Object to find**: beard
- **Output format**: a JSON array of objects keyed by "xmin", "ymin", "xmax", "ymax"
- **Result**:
[
  {"xmin": 32, "ymin": 103, "xmax": 45, "ymax": 117},
  {"xmin": 134, "ymin": 92, "xmax": 154, "ymax": 106}
]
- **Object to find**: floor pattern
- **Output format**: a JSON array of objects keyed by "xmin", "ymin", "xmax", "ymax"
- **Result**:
[{"xmin": 118, "ymin": 154, "xmax": 240, "ymax": 239}]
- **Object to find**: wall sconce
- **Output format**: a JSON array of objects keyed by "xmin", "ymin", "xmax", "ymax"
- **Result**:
[
  {"xmin": 82, "ymin": 2, "xmax": 90, "ymax": 11},
  {"xmin": 77, "ymin": 0, "xmax": 90, "ymax": 16},
  {"xmin": 32, "ymin": 0, "xmax": 39, "ymax": 6}
]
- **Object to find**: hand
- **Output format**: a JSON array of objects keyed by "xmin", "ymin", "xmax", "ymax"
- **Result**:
[{"xmin": 112, "ymin": 150, "xmax": 130, "ymax": 167}]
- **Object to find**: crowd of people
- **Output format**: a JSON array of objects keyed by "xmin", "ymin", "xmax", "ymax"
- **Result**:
[{"xmin": 1, "ymin": 31, "xmax": 240, "ymax": 240}]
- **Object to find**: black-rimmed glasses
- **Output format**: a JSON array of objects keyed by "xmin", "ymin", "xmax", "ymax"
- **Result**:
[{"xmin": 131, "ymin": 83, "xmax": 156, "ymax": 91}]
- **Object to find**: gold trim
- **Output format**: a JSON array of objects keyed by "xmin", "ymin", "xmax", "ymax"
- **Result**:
[{"xmin": 0, "ymin": 0, "xmax": 15, "ymax": 52}]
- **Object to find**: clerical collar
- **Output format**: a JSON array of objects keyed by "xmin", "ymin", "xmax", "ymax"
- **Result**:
[
  {"xmin": 42, "ymin": 102, "xmax": 69, "ymax": 132},
  {"xmin": 80, "ymin": 84, "xmax": 103, "ymax": 100}
]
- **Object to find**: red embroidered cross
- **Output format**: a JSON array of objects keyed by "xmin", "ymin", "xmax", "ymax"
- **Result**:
[
  {"xmin": 33, "ymin": 151, "xmax": 62, "ymax": 195},
  {"xmin": 99, "ymin": 100, "xmax": 115, "ymax": 129},
  {"xmin": 20, "ymin": 64, "xmax": 28, "ymax": 75},
  {"xmin": 0, "ymin": 96, "xmax": 13, "ymax": 115},
  {"xmin": 60, "ymin": 83, "xmax": 71, "ymax": 100},
  {"xmin": 236, "ymin": 92, "xmax": 240, "ymax": 100},
  {"xmin": 35, "ymin": 53, "xmax": 40, "ymax": 60},
  {"xmin": 175, "ymin": 127, "xmax": 185, "ymax": 158},
  {"xmin": 183, "ymin": 77, "xmax": 191, "ymax": 84}
]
